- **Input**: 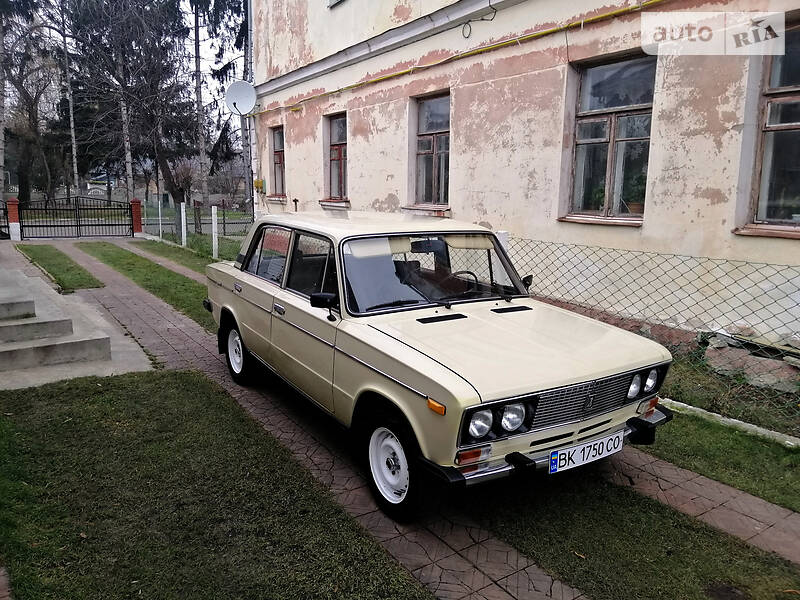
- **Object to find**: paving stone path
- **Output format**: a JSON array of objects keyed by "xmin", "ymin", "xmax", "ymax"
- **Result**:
[{"xmin": 2, "ymin": 238, "xmax": 799, "ymax": 600}]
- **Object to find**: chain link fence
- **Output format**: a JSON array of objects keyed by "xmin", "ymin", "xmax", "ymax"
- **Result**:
[{"xmin": 505, "ymin": 237, "xmax": 800, "ymax": 437}]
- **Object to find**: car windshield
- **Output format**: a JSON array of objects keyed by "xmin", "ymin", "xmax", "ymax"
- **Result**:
[{"xmin": 341, "ymin": 233, "xmax": 527, "ymax": 314}]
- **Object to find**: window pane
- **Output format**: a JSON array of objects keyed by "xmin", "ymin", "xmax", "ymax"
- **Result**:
[
  {"xmin": 436, "ymin": 136, "xmax": 449, "ymax": 205},
  {"xmin": 322, "ymin": 247, "xmax": 339, "ymax": 297},
  {"xmin": 274, "ymin": 159, "xmax": 285, "ymax": 195},
  {"xmin": 612, "ymin": 140, "xmax": 649, "ymax": 215},
  {"xmin": 287, "ymin": 234, "xmax": 332, "ymax": 296},
  {"xmin": 416, "ymin": 153, "xmax": 433, "ymax": 204},
  {"xmin": 245, "ymin": 229, "xmax": 264, "ymax": 274},
  {"xmin": 417, "ymin": 136, "xmax": 433, "ymax": 152},
  {"xmin": 572, "ymin": 143, "xmax": 608, "ymax": 212},
  {"xmin": 418, "ymin": 95, "xmax": 450, "ymax": 133},
  {"xmin": 577, "ymin": 119, "xmax": 608, "ymax": 141},
  {"xmin": 331, "ymin": 160, "xmax": 342, "ymax": 198},
  {"xmin": 256, "ymin": 227, "xmax": 291, "ymax": 283},
  {"xmin": 342, "ymin": 155, "xmax": 347, "ymax": 197},
  {"xmin": 273, "ymin": 128, "xmax": 284, "ymax": 151},
  {"xmin": 330, "ymin": 115, "xmax": 347, "ymax": 144},
  {"xmin": 579, "ymin": 56, "xmax": 657, "ymax": 112},
  {"xmin": 758, "ymin": 129, "xmax": 800, "ymax": 222},
  {"xmin": 769, "ymin": 28, "xmax": 800, "ymax": 88},
  {"xmin": 767, "ymin": 101, "xmax": 800, "ymax": 126},
  {"xmin": 617, "ymin": 114, "xmax": 651, "ymax": 138}
]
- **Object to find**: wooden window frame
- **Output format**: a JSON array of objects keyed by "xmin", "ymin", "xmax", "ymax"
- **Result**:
[
  {"xmin": 567, "ymin": 57, "xmax": 656, "ymax": 223},
  {"xmin": 329, "ymin": 115, "xmax": 347, "ymax": 200},
  {"xmin": 272, "ymin": 127, "xmax": 285, "ymax": 197},
  {"xmin": 751, "ymin": 28, "xmax": 800, "ymax": 228},
  {"xmin": 415, "ymin": 94, "xmax": 450, "ymax": 206}
]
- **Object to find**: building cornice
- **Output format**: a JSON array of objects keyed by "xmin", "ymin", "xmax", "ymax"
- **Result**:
[{"xmin": 255, "ymin": 0, "xmax": 527, "ymax": 99}]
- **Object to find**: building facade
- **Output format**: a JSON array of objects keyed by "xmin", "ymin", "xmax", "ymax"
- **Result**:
[{"xmin": 249, "ymin": 0, "xmax": 800, "ymax": 343}]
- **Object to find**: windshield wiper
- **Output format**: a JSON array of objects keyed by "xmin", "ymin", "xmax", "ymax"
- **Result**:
[{"xmin": 365, "ymin": 299, "xmax": 425, "ymax": 312}]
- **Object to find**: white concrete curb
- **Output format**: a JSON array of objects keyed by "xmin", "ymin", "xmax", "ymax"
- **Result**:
[{"xmin": 660, "ymin": 397, "xmax": 800, "ymax": 449}]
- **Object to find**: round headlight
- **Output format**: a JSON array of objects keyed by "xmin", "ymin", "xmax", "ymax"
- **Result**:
[
  {"xmin": 644, "ymin": 369, "xmax": 658, "ymax": 392},
  {"xmin": 501, "ymin": 403, "xmax": 525, "ymax": 432},
  {"xmin": 468, "ymin": 410, "xmax": 493, "ymax": 438},
  {"xmin": 627, "ymin": 374, "xmax": 642, "ymax": 399}
]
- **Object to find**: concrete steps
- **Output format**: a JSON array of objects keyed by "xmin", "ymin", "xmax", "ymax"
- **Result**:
[{"xmin": 0, "ymin": 268, "xmax": 111, "ymax": 372}]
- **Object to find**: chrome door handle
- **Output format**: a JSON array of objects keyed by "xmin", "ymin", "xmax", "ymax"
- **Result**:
[
  {"xmin": 233, "ymin": 283, "xmax": 242, "ymax": 293},
  {"xmin": 274, "ymin": 303, "xmax": 285, "ymax": 315}
]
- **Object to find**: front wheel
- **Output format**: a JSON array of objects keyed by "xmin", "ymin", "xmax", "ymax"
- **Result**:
[
  {"xmin": 224, "ymin": 324, "xmax": 252, "ymax": 384},
  {"xmin": 366, "ymin": 423, "xmax": 421, "ymax": 521}
]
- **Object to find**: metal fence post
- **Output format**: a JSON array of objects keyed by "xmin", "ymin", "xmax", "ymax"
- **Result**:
[
  {"xmin": 211, "ymin": 205, "xmax": 219, "ymax": 259},
  {"xmin": 180, "ymin": 202, "xmax": 187, "ymax": 247},
  {"xmin": 157, "ymin": 192, "xmax": 162, "ymax": 239}
]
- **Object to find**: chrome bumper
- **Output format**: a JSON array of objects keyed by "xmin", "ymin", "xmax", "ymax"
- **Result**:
[{"xmin": 420, "ymin": 404, "xmax": 673, "ymax": 487}]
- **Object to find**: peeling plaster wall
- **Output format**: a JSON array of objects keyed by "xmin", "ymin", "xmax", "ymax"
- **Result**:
[
  {"xmin": 253, "ymin": 0, "xmax": 459, "ymax": 83},
  {"xmin": 252, "ymin": 0, "xmax": 800, "ymax": 274}
]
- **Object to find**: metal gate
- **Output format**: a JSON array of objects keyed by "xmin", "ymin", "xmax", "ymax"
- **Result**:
[
  {"xmin": 0, "ymin": 201, "xmax": 8, "ymax": 239},
  {"xmin": 18, "ymin": 196, "xmax": 133, "ymax": 239}
]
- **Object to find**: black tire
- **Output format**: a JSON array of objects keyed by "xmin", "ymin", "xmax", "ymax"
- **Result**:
[
  {"xmin": 364, "ymin": 416, "xmax": 423, "ymax": 522},
  {"xmin": 222, "ymin": 322, "xmax": 252, "ymax": 384}
]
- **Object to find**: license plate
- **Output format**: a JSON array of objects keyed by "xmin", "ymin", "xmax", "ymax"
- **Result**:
[{"xmin": 549, "ymin": 431, "xmax": 624, "ymax": 474}]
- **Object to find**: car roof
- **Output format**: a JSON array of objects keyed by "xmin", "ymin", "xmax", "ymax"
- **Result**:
[{"xmin": 254, "ymin": 210, "xmax": 493, "ymax": 243}]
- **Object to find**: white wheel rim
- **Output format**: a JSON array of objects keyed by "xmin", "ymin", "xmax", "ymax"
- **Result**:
[
  {"xmin": 227, "ymin": 329, "xmax": 244, "ymax": 374},
  {"xmin": 368, "ymin": 427, "xmax": 410, "ymax": 504}
]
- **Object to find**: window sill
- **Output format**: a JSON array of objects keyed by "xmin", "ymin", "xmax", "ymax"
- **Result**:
[
  {"xmin": 401, "ymin": 204, "xmax": 451, "ymax": 217},
  {"xmin": 558, "ymin": 215, "xmax": 643, "ymax": 227},
  {"xmin": 265, "ymin": 195, "xmax": 287, "ymax": 204},
  {"xmin": 320, "ymin": 198, "xmax": 350, "ymax": 210},
  {"xmin": 732, "ymin": 224, "xmax": 800, "ymax": 240}
]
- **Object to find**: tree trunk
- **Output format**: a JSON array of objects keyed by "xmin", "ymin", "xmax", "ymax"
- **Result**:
[
  {"xmin": 194, "ymin": 6, "xmax": 208, "ymax": 234},
  {"xmin": 0, "ymin": 18, "xmax": 6, "ymax": 200},
  {"xmin": 117, "ymin": 63, "xmax": 134, "ymax": 203},
  {"xmin": 154, "ymin": 133, "xmax": 185, "ymax": 238},
  {"xmin": 241, "ymin": 9, "xmax": 254, "ymax": 219},
  {"xmin": 61, "ymin": 2, "xmax": 80, "ymax": 195}
]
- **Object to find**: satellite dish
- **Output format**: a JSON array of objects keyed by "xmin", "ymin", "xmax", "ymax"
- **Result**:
[{"xmin": 225, "ymin": 80, "xmax": 257, "ymax": 115}]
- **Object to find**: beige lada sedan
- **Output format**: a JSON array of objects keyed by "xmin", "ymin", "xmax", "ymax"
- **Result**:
[{"xmin": 204, "ymin": 211, "xmax": 672, "ymax": 518}]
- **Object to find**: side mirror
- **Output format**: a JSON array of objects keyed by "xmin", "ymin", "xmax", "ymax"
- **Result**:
[
  {"xmin": 310, "ymin": 292, "xmax": 339, "ymax": 322},
  {"xmin": 310, "ymin": 292, "xmax": 337, "ymax": 309},
  {"xmin": 521, "ymin": 275, "xmax": 533, "ymax": 290}
]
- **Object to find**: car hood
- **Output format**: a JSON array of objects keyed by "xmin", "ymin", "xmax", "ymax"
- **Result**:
[{"xmin": 367, "ymin": 299, "xmax": 671, "ymax": 402}]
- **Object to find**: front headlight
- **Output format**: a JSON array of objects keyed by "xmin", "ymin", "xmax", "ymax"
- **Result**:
[
  {"xmin": 501, "ymin": 403, "xmax": 525, "ymax": 432},
  {"xmin": 644, "ymin": 369, "xmax": 658, "ymax": 392},
  {"xmin": 468, "ymin": 410, "xmax": 493, "ymax": 438},
  {"xmin": 627, "ymin": 374, "xmax": 641, "ymax": 399}
]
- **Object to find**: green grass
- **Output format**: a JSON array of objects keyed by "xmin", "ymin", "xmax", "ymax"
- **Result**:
[
  {"xmin": 163, "ymin": 231, "xmax": 242, "ymax": 261},
  {"xmin": 0, "ymin": 371, "xmax": 431, "ymax": 600},
  {"xmin": 75, "ymin": 242, "xmax": 215, "ymax": 331},
  {"xmin": 663, "ymin": 354, "xmax": 799, "ymax": 437},
  {"xmin": 643, "ymin": 411, "xmax": 800, "ymax": 512},
  {"xmin": 131, "ymin": 240, "xmax": 214, "ymax": 275},
  {"xmin": 15, "ymin": 244, "xmax": 104, "ymax": 293},
  {"xmin": 463, "ymin": 466, "xmax": 800, "ymax": 600}
]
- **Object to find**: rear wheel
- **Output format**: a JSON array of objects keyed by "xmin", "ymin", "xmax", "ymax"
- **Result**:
[
  {"xmin": 366, "ymin": 419, "xmax": 421, "ymax": 521},
  {"xmin": 224, "ymin": 324, "xmax": 251, "ymax": 384}
]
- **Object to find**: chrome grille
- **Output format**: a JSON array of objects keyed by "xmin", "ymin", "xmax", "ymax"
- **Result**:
[{"xmin": 530, "ymin": 372, "xmax": 634, "ymax": 430}]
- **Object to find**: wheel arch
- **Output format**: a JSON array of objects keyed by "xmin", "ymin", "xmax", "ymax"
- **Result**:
[
  {"xmin": 350, "ymin": 389, "xmax": 426, "ymax": 458},
  {"xmin": 217, "ymin": 306, "xmax": 238, "ymax": 354}
]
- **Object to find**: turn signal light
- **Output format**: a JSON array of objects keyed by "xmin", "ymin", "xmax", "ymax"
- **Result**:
[
  {"xmin": 427, "ymin": 397, "xmax": 446, "ymax": 415},
  {"xmin": 637, "ymin": 397, "xmax": 659, "ymax": 417},
  {"xmin": 455, "ymin": 445, "xmax": 491, "ymax": 465}
]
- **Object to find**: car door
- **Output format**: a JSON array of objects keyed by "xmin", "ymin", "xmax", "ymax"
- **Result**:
[
  {"xmin": 236, "ymin": 225, "xmax": 292, "ymax": 362},
  {"xmin": 269, "ymin": 232, "xmax": 339, "ymax": 412}
]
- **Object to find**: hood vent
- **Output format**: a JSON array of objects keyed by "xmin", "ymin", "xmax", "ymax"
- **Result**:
[
  {"xmin": 491, "ymin": 305, "xmax": 532, "ymax": 314},
  {"xmin": 417, "ymin": 313, "xmax": 467, "ymax": 324}
]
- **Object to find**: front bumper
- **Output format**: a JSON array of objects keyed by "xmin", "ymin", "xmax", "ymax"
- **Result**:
[{"xmin": 419, "ymin": 404, "xmax": 673, "ymax": 487}]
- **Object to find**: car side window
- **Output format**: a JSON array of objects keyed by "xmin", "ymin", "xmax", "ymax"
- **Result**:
[
  {"xmin": 287, "ymin": 233, "xmax": 337, "ymax": 298},
  {"xmin": 245, "ymin": 226, "xmax": 292, "ymax": 284},
  {"xmin": 244, "ymin": 228, "xmax": 264, "ymax": 274}
]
